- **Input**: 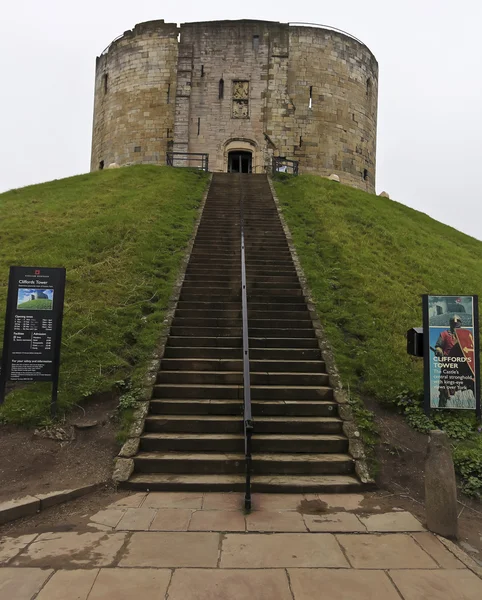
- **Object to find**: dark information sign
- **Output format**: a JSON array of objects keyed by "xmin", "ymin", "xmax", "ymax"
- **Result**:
[
  {"xmin": 1, "ymin": 267, "xmax": 66, "ymax": 412},
  {"xmin": 422, "ymin": 295, "xmax": 481, "ymax": 418}
]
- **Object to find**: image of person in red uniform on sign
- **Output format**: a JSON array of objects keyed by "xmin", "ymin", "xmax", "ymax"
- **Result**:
[{"xmin": 433, "ymin": 315, "xmax": 475, "ymax": 408}]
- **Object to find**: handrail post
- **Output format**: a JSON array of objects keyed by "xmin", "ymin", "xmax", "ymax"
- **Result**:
[{"xmin": 240, "ymin": 183, "xmax": 253, "ymax": 512}]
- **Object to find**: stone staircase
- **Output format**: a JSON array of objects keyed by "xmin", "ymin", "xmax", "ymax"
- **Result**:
[{"xmin": 126, "ymin": 173, "xmax": 361, "ymax": 493}]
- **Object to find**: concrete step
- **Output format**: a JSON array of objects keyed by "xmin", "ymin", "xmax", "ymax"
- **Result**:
[
  {"xmin": 166, "ymin": 336, "xmax": 242, "ymax": 348},
  {"xmin": 134, "ymin": 452, "xmax": 245, "ymax": 474},
  {"xmin": 249, "ymin": 338, "xmax": 319, "ymax": 348},
  {"xmin": 133, "ymin": 452, "xmax": 354, "ymax": 475},
  {"xmin": 171, "ymin": 318, "xmax": 311, "ymax": 329},
  {"xmin": 144, "ymin": 414, "xmax": 341, "ymax": 435},
  {"xmin": 164, "ymin": 347, "xmax": 243, "ymax": 359},
  {"xmin": 252, "ymin": 434, "xmax": 348, "ymax": 453},
  {"xmin": 149, "ymin": 399, "xmax": 242, "ymax": 415},
  {"xmin": 123, "ymin": 473, "xmax": 362, "ymax": 493},
  {"xmin": 144, "ymin": 415, "xmax": 243, "ymax": 433},
  {"xmin": 149, "ymin": 398, "xmax": 337, "ymax": 416},
  {"xmin": 152, "ymin": 384, "xmax": 334, "ymax": 400},
  {"xmin": 162, "ymin": 346, "xmax": 321, "ymax": 360},
  {"xmin": 156, "ymin": 371, "xmax": 329, "ymax": 386},
  {"xmin": 160, "ymin": 358, "xmax": 324, "ymax": 372},
  {"xmin": 140, "ymin": 433, "xmax": 244, "ymax": 452}
]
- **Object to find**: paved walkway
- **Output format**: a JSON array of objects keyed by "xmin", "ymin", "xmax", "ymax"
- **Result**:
[{"xmin": 0, "ymin": 492, "xmax": 481, "ymax": 599}]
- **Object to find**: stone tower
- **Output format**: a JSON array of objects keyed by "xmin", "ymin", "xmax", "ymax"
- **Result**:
[{"xmin": 91, "ymin": 20, "xmax": 378, "ymax": 192}]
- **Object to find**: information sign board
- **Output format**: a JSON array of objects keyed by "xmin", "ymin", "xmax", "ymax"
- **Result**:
[
  {"xmin": 422, "ymin": 295, "xmax": 480, "ymax": 418},
  {"xmin": 0, "ymin": 267, "xmax": 66, "ymax": 414}
]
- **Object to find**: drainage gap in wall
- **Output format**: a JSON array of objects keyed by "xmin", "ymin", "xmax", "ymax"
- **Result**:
[
  {"xmin": 134, "ymin": 146, "xmax": 141, "ymax": 152},
  {"xmin": 99, "ymin": 160, "xmax": 104, "ymax": 170}
]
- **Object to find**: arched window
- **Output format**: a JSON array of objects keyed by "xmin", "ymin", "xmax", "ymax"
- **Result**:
[{"xmin": 219, "ymin": 78, "xmax": 224, "ymax": 100}]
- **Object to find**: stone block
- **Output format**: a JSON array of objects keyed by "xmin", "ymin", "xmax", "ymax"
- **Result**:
[
  {"xmin": 0, "ymin": 496, "xmax": 40, "ymax": 525},
  {"xmin": 425, "ymin": 430, "xmax": 458, "ymax": 539}
]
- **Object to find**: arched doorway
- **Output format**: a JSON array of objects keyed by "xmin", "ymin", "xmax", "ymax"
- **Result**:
[{"xmin": 228, "ymin": 151, "xmax": 252, "ymax": 173}]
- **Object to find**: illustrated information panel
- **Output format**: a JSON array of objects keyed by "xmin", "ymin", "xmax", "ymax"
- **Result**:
[{"xmin": 423, "ymin": 295, "xmax": 480, "ymax": 411}]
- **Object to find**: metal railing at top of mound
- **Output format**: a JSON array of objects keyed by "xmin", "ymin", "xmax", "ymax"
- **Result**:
[
  {"xmin": 288, "ymin": 22, "xmax": 366, "ymax": 47},
  {"xmin": 272, "ymin": 157, "xmax": 299, "ymax": 176},
  {"xmin": 166, "ymin": 152, "xmax": 210, "ymax": 172},
  {"xmin": 240, "ymin": 184, "xmax": 254, "ymax": 512}
]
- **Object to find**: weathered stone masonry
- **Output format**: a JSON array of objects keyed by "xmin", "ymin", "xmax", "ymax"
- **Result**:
[{"xmin": 91, "ymin": 19, "xmax": 378, "ymax": 192}]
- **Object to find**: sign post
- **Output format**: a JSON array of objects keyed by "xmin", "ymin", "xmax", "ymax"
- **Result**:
[
  {"xmin": 422, "ymin": 295, "xmax": 480, "ymax": 419},
  {"xmin": 0, "ymin": 267, "xmax": 66, "ymax": 417}
]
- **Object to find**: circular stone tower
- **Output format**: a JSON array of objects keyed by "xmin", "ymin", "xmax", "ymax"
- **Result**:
[{"xmin": 91, "ymin": 19, "xmax": 378, "ymax": 192}]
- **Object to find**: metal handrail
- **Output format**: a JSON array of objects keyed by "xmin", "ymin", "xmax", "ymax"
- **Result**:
[
  {"xmin": 240, "ymin": 185, "xmax": 253, "ymax": 511},
  {"xmin": 272, "ymin": 157, "xmax": 299, "ymax": 176},
  {"xmin": 166, "ymin": 152, "xmax": 209, "ymax": 171}
]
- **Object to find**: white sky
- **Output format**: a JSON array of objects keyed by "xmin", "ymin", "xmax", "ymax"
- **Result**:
[{"xmin": 1, "ymin": 1, "xmax": 481, "ymax": 239}]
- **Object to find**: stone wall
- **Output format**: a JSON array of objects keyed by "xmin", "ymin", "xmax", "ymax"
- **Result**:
[
  {"xmin": 90, "ymin": 20, "xmax": 178, "ymax": 170},
  {"xmin": 91, "ymin": 20, "xmax": 378, "ymax": 192}
]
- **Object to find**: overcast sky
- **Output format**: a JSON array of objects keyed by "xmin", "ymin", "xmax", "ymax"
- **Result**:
[{"xmin": 1, "ymin": 1, "xmax": 481, "ymax": 239}]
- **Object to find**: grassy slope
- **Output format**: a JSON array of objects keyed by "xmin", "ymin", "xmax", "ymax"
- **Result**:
[
  {"xmin": 274, "ymin": 174, "xmax": 482, "ymax": 495},
  {"xmin": 0, "ymin": 165, "xmax": 208, "ymax": 425}
]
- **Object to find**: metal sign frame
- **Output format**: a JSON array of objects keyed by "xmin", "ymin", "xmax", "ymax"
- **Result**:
[{"xmin": 0, "ymin": 266, "xmax": 66, "ymax": 417}]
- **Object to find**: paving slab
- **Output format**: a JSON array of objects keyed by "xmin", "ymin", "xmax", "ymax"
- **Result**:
[
  {"xmin": 0, "ymin": 534, "xmax": 37, "ymax": 564},
  {"xmin": 189, "ymin": 510, "xmax": 245, "ymax": 531},
  {"xmin": 143, "ymin": 492, "xmax": 203, "ymax": 509},
  {"xmin": 88, "ymin": 568, "xmax": 171, "ymax": 599},
  {"xmin": 0, "ymin": 568, "xmax": 53, "ymax": 600},
  {"xmin": 119, "ymin": 532, "xmax": 220, "ymax": 567},
  {"xmin": 303, "ymin": 512, "xmax": 366, "ymax": 532},
  {"xmin": 412, "ymin": 533, "xmax": 465, "ymax": 569},
  {"xmin": 90, "ymin": 509, "xmax": 126, "ymax": 529},
  {"xmin": 359, "ymin": 511, "xmax": 425, "ymax": 532},
  {"xmin": 389, "ymin": 569, "xmax": 482, "ymax": 599},
  {"xmin": 12, "ymin": 532, "xmax": 127, "ymax": 568},
  {"xmin": 202, "ymin": 493, "xmax": 244, "ymax": 510},
  {"xmin": 149, "ymin": 508, "xmax": 193, "ymax": 531},
  {"xmin": 36, "ymin": 569, "xmax": 99, "ymax": 600},
  {"xmin": 220, "ymin": 533, "xmax": 349, "ymax": 568},
  {"xmin": 316, "ymin": 494, "xmax": 365, "ymax": 511},
  {"xmin": 337, "ymin": 534, "xmax": 438, "ymax": 569},
  {"xmin": 246, "ymin": 510, "xmax": 306, "ymax": 532},
  {"xmin": 168, "ymin": 568, "xmax": 293, "ymax": 600},
  {"xmin": 107, "ymin": 493, "xmax": 146, "ymax": 509},
  {"xmin": 251, "ymin": 493, "xmax": 304, "ymax": 511},
  {"xmin": 288, "ymin": 568, "xmax": 401, "ymax": 600},
  {"xmin": 115, "ymin": 507, "xmax": 157, "ymax": 530}
]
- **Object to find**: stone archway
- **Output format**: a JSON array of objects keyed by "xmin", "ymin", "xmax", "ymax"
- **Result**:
[{"xmin": 223, "ymin": 139, "xmax": 261, "ymax": 173}]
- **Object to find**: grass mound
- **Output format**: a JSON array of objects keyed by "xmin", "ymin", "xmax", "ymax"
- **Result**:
[
  {"xmin": 0, "ymin": 165, "xmax": 208, "ymax": 425},
  {"xmin": 274, "ymin": 174, "xmax": 482, "ymax": 496},
  {"xmin": 17, "ymin": 299, "xmax": 53, "ymax": 310}
]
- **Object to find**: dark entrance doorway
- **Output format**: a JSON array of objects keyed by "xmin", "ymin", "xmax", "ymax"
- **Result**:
[{"xmin": 228, "ymin": 151, "xmax": 252, "ymax": 173}]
